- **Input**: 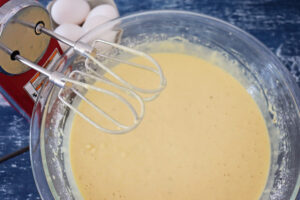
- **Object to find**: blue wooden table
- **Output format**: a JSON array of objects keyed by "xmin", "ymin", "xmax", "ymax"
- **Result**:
[{"xmin": 0, "ymin": 0, "xmax": 299, "ymax": 199}]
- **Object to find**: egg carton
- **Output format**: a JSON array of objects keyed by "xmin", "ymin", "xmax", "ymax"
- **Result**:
[
  {"xmin": 46, "ymin": 0, "xmax": 122, "ymax": 48},
  {"xmin": 46, "ymin": 0, "xmax": 119, "ymax": 29}
]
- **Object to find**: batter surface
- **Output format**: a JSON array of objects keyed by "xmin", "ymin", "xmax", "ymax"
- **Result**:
[{"xmin": 69, "ymin": 53, "xmax": 270, "ymax": 200}]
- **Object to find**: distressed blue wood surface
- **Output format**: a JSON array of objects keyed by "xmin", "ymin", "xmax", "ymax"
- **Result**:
[{"xmin": 0, "ymin": 0, "xmax": 299, "ymax": 199}]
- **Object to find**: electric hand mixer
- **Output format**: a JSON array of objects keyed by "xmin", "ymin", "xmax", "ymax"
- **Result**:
[{"xmin": 0, "ymin": 0, "xmax": 166, "ymax": 134}]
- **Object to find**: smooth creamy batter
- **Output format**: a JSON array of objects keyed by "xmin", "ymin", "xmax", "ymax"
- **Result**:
[{"xmin": 69, "ymin": 53, "xmax": 270, "ymax": 200}]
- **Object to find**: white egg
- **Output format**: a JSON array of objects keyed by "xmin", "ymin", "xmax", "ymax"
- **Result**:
[
  {"xmin": 54, "ymin": 23, "xmax": 85, "ymax": 51},
  {"xmin": 82, "ymin": 15, "xmax": 110, "ymax": 32},
  {"xmin": 85, "ymin": 4, "xmax": 119, "ymax": 22},
  {"xmin": 51, "ymin": 0, "xmax": 90, "ymax": 25}
]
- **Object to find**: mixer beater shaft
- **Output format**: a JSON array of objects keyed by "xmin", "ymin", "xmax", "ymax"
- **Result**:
[{"xmin": 15, "ymin": 20, "xmax": 167, "ymax": 101}]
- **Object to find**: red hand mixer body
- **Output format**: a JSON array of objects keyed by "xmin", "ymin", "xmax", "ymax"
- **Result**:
[{"xmin": 0, "ymin": 0, "xmax": 63, "ymax": 120}]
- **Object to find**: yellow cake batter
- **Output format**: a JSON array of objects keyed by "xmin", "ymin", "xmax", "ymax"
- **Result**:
[{"xmin": 69, "ymin": 52, "xmax": 270, "ymax": 200}]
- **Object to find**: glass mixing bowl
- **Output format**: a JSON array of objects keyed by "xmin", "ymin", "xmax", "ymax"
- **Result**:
[{"xmin": 30, "ymin": 10, "xmax": 300, "ymax": 200}]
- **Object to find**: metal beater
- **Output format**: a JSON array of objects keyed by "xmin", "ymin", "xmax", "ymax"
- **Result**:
[
  {"xmin": 0, "ymin": 42, "xmax": 147, "ymax": 134},
  {"xmin": 0, "ymin": 22, "xmax": 166, "ymax": 135}
]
